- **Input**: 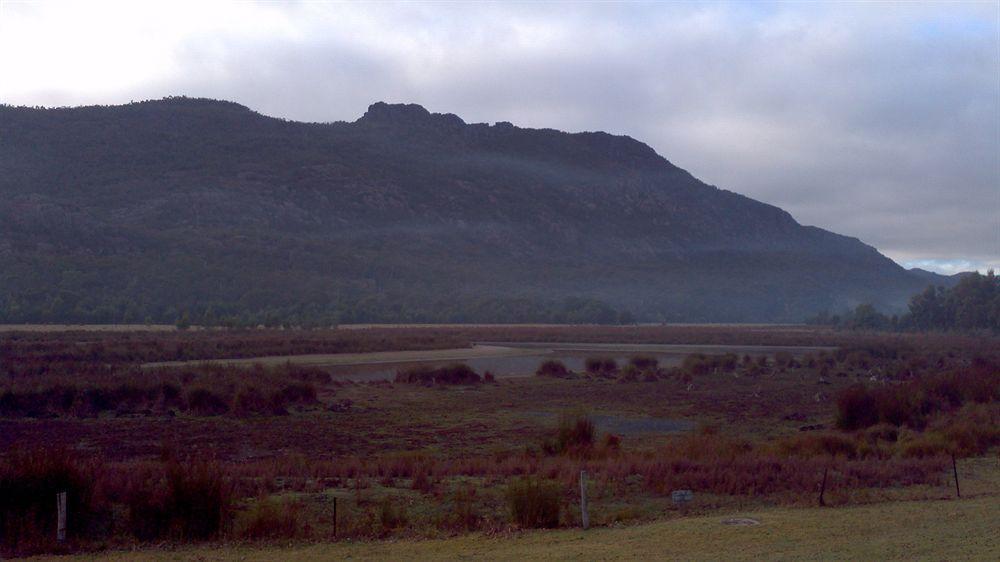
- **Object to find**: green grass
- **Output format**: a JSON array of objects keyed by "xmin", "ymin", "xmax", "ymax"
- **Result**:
[{"xmin": 48, "ymin": 496, "xmax": 998, "ymax": 561}]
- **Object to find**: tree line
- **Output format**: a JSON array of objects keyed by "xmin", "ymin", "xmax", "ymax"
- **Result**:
[{"xmin": 808, "ymin": 271, "xmax": 999, "ymax": 332}]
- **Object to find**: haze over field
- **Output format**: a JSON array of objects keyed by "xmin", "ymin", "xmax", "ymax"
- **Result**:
[{"xmin": 2, "ymin": 1, "xmax": 997, "ymax": 275}]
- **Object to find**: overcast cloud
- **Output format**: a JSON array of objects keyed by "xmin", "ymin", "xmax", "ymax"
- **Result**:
[{"xmin": 1, "ymin": 1, "xmax": 997, "ymax": 273}]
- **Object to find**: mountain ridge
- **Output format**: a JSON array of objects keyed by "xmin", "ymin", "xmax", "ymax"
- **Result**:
[{"xmin": 0, "ymin": 96, "xmax": 953, "ymax": 324}]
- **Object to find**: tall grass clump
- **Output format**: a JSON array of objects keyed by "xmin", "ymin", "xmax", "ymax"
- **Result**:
[
  {"xmin": 584, "ymin": 357, "xmax": 618, "ymax": 377},
  {"xmin": 535, "ymin": 360, "xmax": 571, "ymax": 378},
  {"xmin": 506, "ymin": 478, "xmax": 560, "ymax": 528},
  {"xmin": 0, "ymin": 449, "xmax": 98, "ymax": 555},
  {"xmin": 628, "ymin": 356, "xmax": 659, "ymax": 371},
  {"xmin": 395, "ymin": 364, "xmax": 480, "ymax": 385},
  {"xmin": 235, "ymin": 496, "xmax": 306, "ymax": 539},
  {"xmin": 164, "ymin": 460, "xmax": 234, "ymax": 540},
  {"xmin": 556, "ymin": 412, "xmax": 597, "ymax": 453}
]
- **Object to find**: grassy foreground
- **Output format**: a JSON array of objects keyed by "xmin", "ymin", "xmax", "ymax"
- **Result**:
[{"xmin": 56, "ymin": 496, "xmax": 998, "ymax": 561}]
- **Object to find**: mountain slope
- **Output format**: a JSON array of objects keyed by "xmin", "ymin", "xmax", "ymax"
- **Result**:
[{"xmin": 0, "ymin": 97, "xmax": 943, "ymax": 324}]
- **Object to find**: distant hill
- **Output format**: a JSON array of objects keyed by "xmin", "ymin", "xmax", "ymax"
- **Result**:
[{"xmin": 0, "ymin": 97, "xmax": 952, "ymax": 324}]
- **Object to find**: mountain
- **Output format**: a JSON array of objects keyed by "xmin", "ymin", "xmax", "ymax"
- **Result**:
[{"xmin": 0, "ymin": 97, "xmax": 949, "ymax": 324}]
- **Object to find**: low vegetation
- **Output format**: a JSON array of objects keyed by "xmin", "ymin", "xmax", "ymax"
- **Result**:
[
  {"xmin": 0, "ymin": 326, "xmax": 996, "ymax": 557},
  {"xmin": 394, "ymin": 363, "xmax": 481, "ymax": 385}
]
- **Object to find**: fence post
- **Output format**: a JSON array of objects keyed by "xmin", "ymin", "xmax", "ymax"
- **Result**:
[
  {"xmin": 56, "ymin": 491, "xmax": 67, "ymax": 542},
  {"xmin": 818, "ymin": 467, "xmax": 829, "ymax": 507},
  {"xmin": 580, "ymin": 470, "xmax": 589, "ymax": 530},
  {"xmin": 951, "ymin": 454, "xmax": 961, "ymax": 498},
  {"xmin": 333, "ymin": 496, "xmax": 338, "ymax": 537}
]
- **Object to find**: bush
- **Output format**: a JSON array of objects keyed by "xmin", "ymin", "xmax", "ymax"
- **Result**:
[
  {"xmin": 535, "ymin": 360, "xmax": 571, "ymax": 378},
  {"xmin": 556, "ymin": 412, "xmax": 595, "ymax": 452},
  {"xmin": 602, "ymin": 433, "xmax": 622, "ymax": 451},
  {"xmin": 584, "ymin": 357, "xmax": 617, "ymax": 376},
  {"xmin": 273, "ymin": 383, "xmax": 318, "ymax": 406},
  {"xmin": 186, "ymin": 388, "xmax": 229, "ymax": 416},
  {"xmin": 835, "ymin": 369, "xmax": 999, "ymax": 431},
  {"xmin": 774, "ymin": 351, "xmax": 794, "ymax": 368},
  {"xmin": 128, "ymin": 459, "xmax": 233, "ymax": 541},
  {"xmin": 395, "ymin": 364, "xmax": 481, "ymax": 385},
  {"xmin": 236, "ymin": 497, "xmax": 305, "ymax": 539},
  {"xmin": 682, "ymin": 353, "xmax": 711, "ymax": 375},
  {"xmin": 164, "ymin": 460, "xmax": 233, "ymax": 540},
  {"xmin": 378, "ymin": 498, "xmax": 408, "ymax": 532},
  {"xmin": 835, "ymin": 384, "xmax": 878, "ymax": 431},
  {"xmin": 232, "ymin": 387, "xmax": 281, "ymax": 417},
  {"xmin": 618, "ymin": 364, "xmax": 640, "ymax": 382},
  {"xmin": 507, "ymin": 478, "xmax": 560, "ymax": 528},
  {"xmin": 628, "ymin": 356, "xmax": 659, "ymax": 371}
]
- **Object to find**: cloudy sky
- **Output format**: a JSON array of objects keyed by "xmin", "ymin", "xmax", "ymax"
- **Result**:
[{"xmin": 2, "ymin": 1, "xmax": 997, "ymax": 273}]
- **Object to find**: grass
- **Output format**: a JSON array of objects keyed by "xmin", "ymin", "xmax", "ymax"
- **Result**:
[
  {"xmin": 41, "ymin": 496, "xmax": 999, "ymax": 561},
  {"xmin": 4, "ymin": 328, "xmax": 998, "ymax": 556}
]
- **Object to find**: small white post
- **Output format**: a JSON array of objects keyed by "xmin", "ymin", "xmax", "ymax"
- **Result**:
[
  {"xmin": 580, "ymin": 470, "xmax": 589, "ymax": 530},
  {"xmin": 56, "ymin": 491, "xmax": 67, "ymax": 542}
]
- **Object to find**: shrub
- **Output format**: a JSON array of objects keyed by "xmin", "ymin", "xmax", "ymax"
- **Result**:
[
  {"xmin": 629, "ymin": 356, "xmax": 659, "ymax": 371},
  {"xmin": 395, "ymin": 364, "xmax": 480, "ymax": 385},
  {"xmin": 444, "ymin": 486, "xmax": 480, "ymax": 531},
  {"xmin": 377, "ymin": 498, "xmax": 408, "ymax": 532},
  {"xmin": 584, "ymin": 357, "xmax": 617, "ymax": 376},
  {"xmin": 718, "ymin": 353, "xmax": 738, "ymax": 372},
  {"xmin": 160, "ymin": 383, "xmax": 184, "ymax": 409},
  {"xmin": 186, "ymin": 388, "xmax": 229, "ymax": 416},
  {"xmin": 602, "ymin": 433, "xmax": 622, "ymax": 451},
  {"xmin": 682, "ymin": 354, "xmax": 711, "ymax": 375},
  {"xmin": 618, "ymin": 364, "xmax": 640, "ymax": 382},
  {"xmin": 535, "ymin": 360, "xmax": 571, "ymax": 378},
  {"xmin": 232, "ymin": 387, "xmax": 278, "ymax": 417},
  {"xmin": 836, "ymin": 369, "xmax": 999, "ymax": 431},
  {"xmin": 506, "ymin": 478, "xmax": 560, "ymax": 528},
  {"xmin": 273, "ymin": 383, "xmax": 318, "ymax": 407},
  {"xmin": 395, "ymin": 365, "xmax": 435, "ymax": 384},
  {"xmin": 774, "ymin": 351, "xmax": 794, "ymax": 368},
  {"xmin": 127, "ymin": 459, "xmax": 233, "ymax": 541},
  {"xmin": 236, "ymin": 497, "xmax": 305, "ymax": 540},
  {"xmin": 556, "ymin": 412, "xmax": 595, "ymax": 452},
  {"xmin": 835, "ymin": 384, "xmax": 878, "ymax": 430},
  {"xmin": 164, "ymin": 460, "xmax": 233, "ymax": 540},
  {"xmin": 900, "ymin": 433, "xmax": 948, "ymax": 458}
]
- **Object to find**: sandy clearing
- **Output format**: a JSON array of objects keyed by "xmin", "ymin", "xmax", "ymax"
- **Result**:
[
  {"xmin": 475, "ymin": 341, "xmax": 837, "ymax": 354},
  {"xmin": 142, "ymin": 345, "xmax": 536, "ymax": 369}
]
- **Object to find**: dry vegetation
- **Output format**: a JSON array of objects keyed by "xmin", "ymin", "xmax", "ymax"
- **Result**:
[{"xmin": 1, "ymin": 326, "xmax": 997, "ymax": 557}]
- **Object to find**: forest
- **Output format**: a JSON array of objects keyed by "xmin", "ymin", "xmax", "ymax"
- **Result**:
[{"xmin": 809, "ymin": 271, "xmax": 1000, "ymax": 332}]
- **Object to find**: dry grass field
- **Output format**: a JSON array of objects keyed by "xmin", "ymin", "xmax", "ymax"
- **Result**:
[{"xmin": 2, "ymin": 325, "xmax": 997, "ymax": 558}]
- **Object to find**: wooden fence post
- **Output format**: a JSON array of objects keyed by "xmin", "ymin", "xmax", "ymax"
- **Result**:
[
  {"xmin": 580, "ymin": 470, "xmax": 589, "ymax": 530},
  {"xmin": 951, "ymin": 454, "xmax": 961, "ymax": 498},
  {"xmin": 56, "ymin": 491, "xmax": 67, "ymax": 542},
  {"xmin": 818, "ymin": 467, "xmax": 829, "ymax": 507},
  {"xmin": 333, "ymin": 496, "xmax": 338, "ymax": 537}
]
